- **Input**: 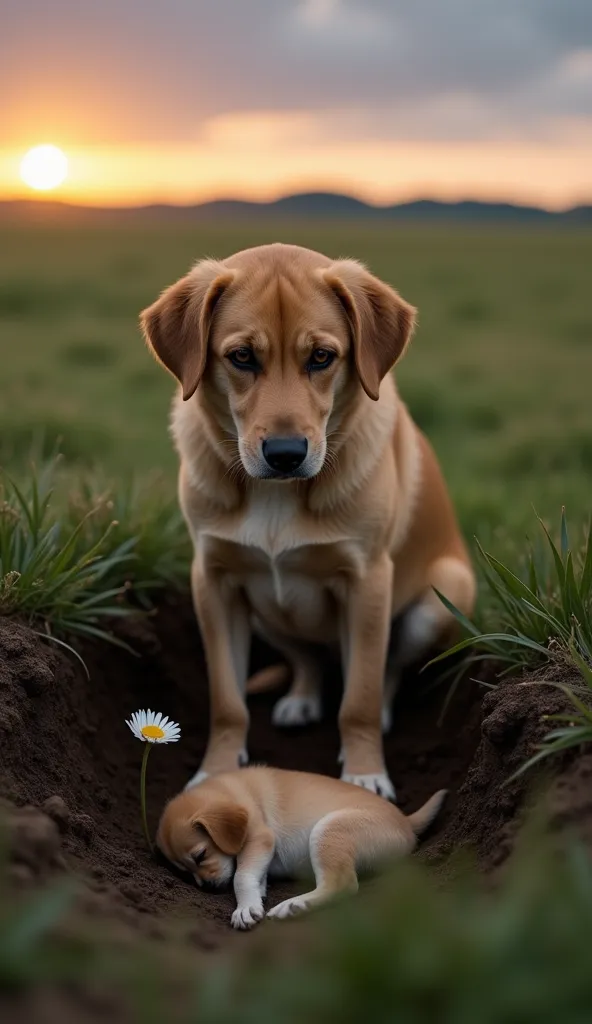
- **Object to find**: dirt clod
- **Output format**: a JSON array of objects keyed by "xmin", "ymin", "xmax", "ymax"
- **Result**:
[
  {"xmin": 6, "ymin": 804, "xmax": 62, "ymax": 873},
  {"xmin": 43, "ymin": 794, "xmax": 71, "ymax": 830}
]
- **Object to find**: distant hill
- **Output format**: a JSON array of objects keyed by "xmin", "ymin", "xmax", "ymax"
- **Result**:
[{"xmin": 1, "ymin": 192, "xmax": 591, "ymax": 225}]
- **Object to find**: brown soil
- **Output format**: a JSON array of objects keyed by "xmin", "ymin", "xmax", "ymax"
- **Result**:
[{"xmin": 0, "ymin": 597, "xmax": 587, "ymax": 965}]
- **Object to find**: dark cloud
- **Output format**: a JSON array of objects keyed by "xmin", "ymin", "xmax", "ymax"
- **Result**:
[{"xmin": 2, "ymin": 0, "xmax": 591, "ymax": 143}]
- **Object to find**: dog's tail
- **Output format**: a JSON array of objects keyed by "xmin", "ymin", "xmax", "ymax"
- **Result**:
[
  {"xmin": 245, "ymin": 664, "xmax": 290, "ymax": 695},
  {"xmin": 407, "ymin": 789, "xmax": 447, "ymax": 837}
]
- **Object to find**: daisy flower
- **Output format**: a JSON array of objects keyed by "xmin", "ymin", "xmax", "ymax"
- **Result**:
[
  {"xmin": 126, "ymin": 709, "xmax": 181, "ymax": 853},
  {"xmin": 126, "ymin": 709, "xmax": 181, "ymax": 744}
]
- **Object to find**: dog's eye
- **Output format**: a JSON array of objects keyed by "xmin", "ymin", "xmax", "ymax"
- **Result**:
[
  {"xmin": 227, "ymin": 347, "xmax": 259, "ymax": 372},
  {"xmin": 192, "ymin": 849, "xmax": 206, "ymax": 866},
  {"xmin": 307, "ymin": 348, "xmax": 335, "ymax": 372}
]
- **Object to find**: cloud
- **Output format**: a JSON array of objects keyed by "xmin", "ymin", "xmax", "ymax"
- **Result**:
[{"xmin": 1, "ymin": 0, "xmax": 591, "ymax": 145}]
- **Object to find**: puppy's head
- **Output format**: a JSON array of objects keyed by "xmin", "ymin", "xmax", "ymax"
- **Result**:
[
  {"xmin": 156, "ymin": 788, "xmax": 248, "ymax": 891},
  {"xmin": 141, "ymin": 244, "xmax": 416, "ymax": 480}
]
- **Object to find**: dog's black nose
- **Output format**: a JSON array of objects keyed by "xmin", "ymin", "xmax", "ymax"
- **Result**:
[{"xmin": 262, "ymin": 437, "xmax": 308, "ymax": 475}]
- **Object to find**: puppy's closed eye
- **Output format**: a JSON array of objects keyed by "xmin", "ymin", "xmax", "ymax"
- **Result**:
[{"xmin": 192, "ymin": 849, "xmax": 207, "ymax": 866}]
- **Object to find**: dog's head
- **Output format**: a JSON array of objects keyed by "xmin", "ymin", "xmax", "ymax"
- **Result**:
[
  {"xmin": 141, "ymin": 244, "xmax": 416, "ymax": 480},
  {"xmin": 156, "ymin": 788, "xmax": 248, "ymax": 891}
]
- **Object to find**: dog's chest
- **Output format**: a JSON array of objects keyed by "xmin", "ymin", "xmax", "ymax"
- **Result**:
[
  {"xmin": 268, "ymin": 827, "xmax": 313, "ymax": 879},
  {"xmin": 201, "ymin": 488, "xmax": 362, "ymax": 641}
]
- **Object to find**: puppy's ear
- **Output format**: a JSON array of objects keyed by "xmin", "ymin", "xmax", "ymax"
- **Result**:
[
  {"xmin": 322, "ymin": 260, "xmax": 416, "ymax": 401},
  {"xmin": 193, "ymin": 802, "xmax": 249, "ymax": 856},
  {"xmin": 140, "ymin": 260, "xmax": 235, "ymax": 401}
]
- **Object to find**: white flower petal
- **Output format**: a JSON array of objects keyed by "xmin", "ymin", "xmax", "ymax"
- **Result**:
[{"xmin": 126, "ymin": 710, "xmax": 181, "ymax": 744}]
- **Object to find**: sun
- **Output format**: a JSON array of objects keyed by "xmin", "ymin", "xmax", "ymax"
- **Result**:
[{"xmin": 20, "ymin": 145, "xmax": 69, "ymax": 192}]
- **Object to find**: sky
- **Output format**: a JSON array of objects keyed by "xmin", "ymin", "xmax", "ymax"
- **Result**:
[{"xmin": 1, "ymin": 0, "xmax": 592, "ymax": 208}]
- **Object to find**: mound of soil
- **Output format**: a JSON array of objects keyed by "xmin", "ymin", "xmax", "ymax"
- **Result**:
[{"xmin": 0, "ymin": 599, "xmax": 587, "ymax": 955}]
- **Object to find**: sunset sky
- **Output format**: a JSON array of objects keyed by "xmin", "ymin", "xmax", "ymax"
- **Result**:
[{"xmin": 2, "ymin": 0, "xmax": 592, "ymax": 208}]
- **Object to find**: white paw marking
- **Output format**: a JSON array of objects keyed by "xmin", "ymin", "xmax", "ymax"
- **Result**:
[
  {"xmin": 341, "ymin": 772, "xmax": 397, "ymax": 802},
  {"xmin": 381, "ymin": 702, "xmax": 393, "ymax": 734},
  {"xmin": 267, "ymin": 895, "xmax": 309, "ymax": 920},
  {"xmin": 398, "ymin": 604, "xmax": 440, "ymax": 665},
  {"xmin": 231, "ymin": 902, "xmax": 264, "ymax": 930},
  {"xmin": 184, "ymin": 769, "xmax": 209, "ymax": 791},
  {"xmin": 185, "ymin": 750, "xmax": 249, "ymax": 790},
  {"xmin": 272, "ymin": 694, "xmax": 321, "ymax": 728}
]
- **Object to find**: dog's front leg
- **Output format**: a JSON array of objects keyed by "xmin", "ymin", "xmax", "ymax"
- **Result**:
[
  {"xmin": 186, "ymin": 556, "xmax": 250, "ymax": 788},
  {"xmin": 231, "ymin": 828, "xmax": 275, "ymax": 930},
  {"xmin": 339, "ymin": 555, "xmax": 395, "ymax": 800}
]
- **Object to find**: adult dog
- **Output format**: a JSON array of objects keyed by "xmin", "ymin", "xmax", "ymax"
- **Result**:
[{"xmin": 141, "ymin": 243, "xmax": 475, "ymax": 799}]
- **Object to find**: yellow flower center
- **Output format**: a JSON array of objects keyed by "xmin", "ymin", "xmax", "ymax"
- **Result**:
[{"xmin": 141, "ymin": 724, "xmax": 165, "ymax": 740}]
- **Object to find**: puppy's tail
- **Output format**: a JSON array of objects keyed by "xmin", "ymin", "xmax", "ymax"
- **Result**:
[
  {"xmin": 245, "ymin": 663, "xmax": 290, "ymax": 695},
  {"xmin": 407, "ymin": 789, "xmax": 447, "ymax": 837}
]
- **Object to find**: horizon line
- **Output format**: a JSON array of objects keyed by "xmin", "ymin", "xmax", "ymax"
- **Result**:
[{"xmin": 2, "ymin": 189, "xmax": 592, "ymax": 215}]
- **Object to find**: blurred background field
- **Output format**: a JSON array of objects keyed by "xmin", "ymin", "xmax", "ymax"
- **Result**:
[{"xmin": 1, "ymin": 220, "xmax": 590, "ymax": 546}]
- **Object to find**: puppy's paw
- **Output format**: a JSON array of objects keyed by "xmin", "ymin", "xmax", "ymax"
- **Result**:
[
  {"xmin": 184, "ymin": 769, "xmax": 209, "ymax": 791},
  {"xmin": 231, "ymin": 902, "xmax": 264, "ymax": 930},
  {"xmin": 341, "ymin": 772, "xmax": 396, "ymax": 802},
  {"xmin": 272, "ymin": 694, "xmax": 321, "ymax": 728},
  {"xmin": 267, "ymin": 895, "xmax": 309, "ymax": 920}
]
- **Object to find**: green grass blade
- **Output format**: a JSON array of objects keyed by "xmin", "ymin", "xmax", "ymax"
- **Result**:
[
  {"xmin": 32, "ymin": 631, "xmax": 90, "ymax": 681},
  {"xmin": 580, "ymin": 517, "xmax": 592, "ymax": 600},
  {"xmin": 560, "ymin": 507, "xmax": 569, "ymax": 561},
  {"xmin": 432, "ymin": 589, "xmax": 482, "ymax": 636},
  {"xmin": 3, "ymin": 881, "xmax": 75, "ymax": 963}
]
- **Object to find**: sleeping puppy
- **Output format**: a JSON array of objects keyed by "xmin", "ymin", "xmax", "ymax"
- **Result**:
[
  {"xmin": 141, "ymin": 244, "xmax": 475, "ymax": 800},
  {"xmin": 157, "ymin": 767, "xmax": 446, "ymax": 930}
]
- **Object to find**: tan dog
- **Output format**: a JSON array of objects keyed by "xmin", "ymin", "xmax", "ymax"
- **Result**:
[
  {"xmin": 141, "ymin": 243, "xmax": 475, "ymax": 799},
  {"xmin": 157, "ymin": 767, "xmax": 446, "ymax": 929}
]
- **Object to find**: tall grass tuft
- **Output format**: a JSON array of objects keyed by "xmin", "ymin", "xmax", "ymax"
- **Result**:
[
  {"xmin": 432, "ymin": 509, "xmax": 592, "ymax": 771},
  {"xmin": 434, "ymin": 508, "xmax": 592, "ymax": 676},
  {"xmin": 0, "ymin": 458, "xmax": 189, "ymax": 642}
]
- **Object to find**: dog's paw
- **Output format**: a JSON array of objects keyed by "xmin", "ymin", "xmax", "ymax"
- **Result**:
[
  {"xmin": 186, "ymin": 751, "xmax": 249, "ymax": 790},
  {"xmin": 272, "ymin": 694, "xmax": 321, "ymax": 728},
  {"xmin": 267, "ymin": 895, "xmax": 309, "ymax": 920},
  {"xmin": 341, "ymin": 772, "xmax": 397, "ymax": 802},
  {"xmin": 381, "ymin": 703, "xmax": 393, "ymax": 734},
  {"xmin": 231, "ymin": 902, "xmax": 264, "ymax": 930},
  {"xmin": 184, "ymin": 769, "xmax": 209, "ymax": 791}
]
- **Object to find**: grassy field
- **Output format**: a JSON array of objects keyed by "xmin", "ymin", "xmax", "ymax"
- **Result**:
[{"xmin": 1, "ymin": 221, "xmax": 591, "ymax": 547}]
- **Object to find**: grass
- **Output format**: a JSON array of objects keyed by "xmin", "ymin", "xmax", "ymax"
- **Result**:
[
  {"xmin": 0, "ymin": 456, "xmax": 188, "ymax": 643},
  {"xmin": 437, "ymin": 508, "xmax": 592, "ymax": 673},
  {"xmin": 432, "ymin": 507, "xmax": 592, "ymax": 772},
  {"xmin": 3, "ymin": 838, "xmax": 592, "ymax": 1021}
]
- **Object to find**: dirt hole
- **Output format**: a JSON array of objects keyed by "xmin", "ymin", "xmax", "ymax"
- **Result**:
[{"xmin": 0, "ymin": 597, "xmax": 588, "ymax": 951}]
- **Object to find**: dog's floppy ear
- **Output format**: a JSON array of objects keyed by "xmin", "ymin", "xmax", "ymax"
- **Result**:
[
  {"xmin": 192, "ymin": 801, "xmax": 249, "ymax": 856},
  {"xmin": 322, "ymin": 260, "xmax": 416, "ymax": 401},
  {"xmin": 140, "ymin": 260, "xmax": 235, "ymax": 401}
]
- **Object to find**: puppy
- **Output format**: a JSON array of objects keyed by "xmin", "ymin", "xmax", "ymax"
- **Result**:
[
  {"xmin": 141, "ymin": 244, "xmax": 475, "ymax": 799},
  {"xmin": 157, "ymin": 767, "xmax": 446, "ymax": 929}
]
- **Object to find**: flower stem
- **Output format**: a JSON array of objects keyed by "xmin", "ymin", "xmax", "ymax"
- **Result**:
[{"xmin": 140, "ymin": 743, "xmax": 153, "ymax": 853}]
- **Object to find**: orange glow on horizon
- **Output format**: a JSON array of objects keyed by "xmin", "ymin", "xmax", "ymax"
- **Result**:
[{"xmin": 2, "ymin": 124, "xmax": 591, "ymax": 211}]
